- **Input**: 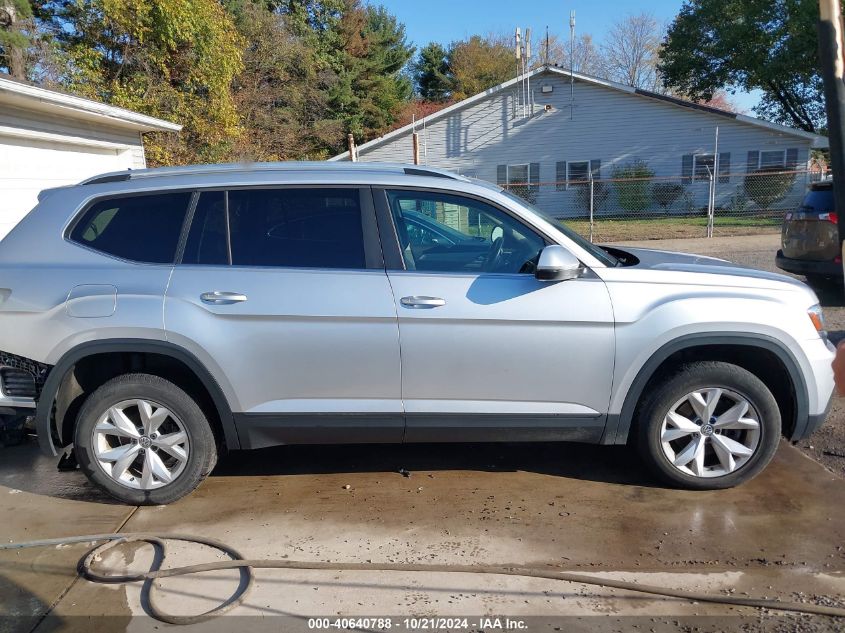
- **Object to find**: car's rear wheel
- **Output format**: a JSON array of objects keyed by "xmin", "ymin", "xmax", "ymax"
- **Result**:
[
  {"xmin": 74, "ymin": 373, "xmax": 217, "ymax": 505},
  {"xmin": 636, "ymin": 361, "xmax": 781, "ymax": 490}
]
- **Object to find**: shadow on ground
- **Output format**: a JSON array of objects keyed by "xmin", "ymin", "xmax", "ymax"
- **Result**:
[
  {"xmin": 0, "ymin": 437, "xmax": 655, "ymax": 503},
  {"xmin": 213, "ymin": 441, "xmax": 651, "ymax": 486}
]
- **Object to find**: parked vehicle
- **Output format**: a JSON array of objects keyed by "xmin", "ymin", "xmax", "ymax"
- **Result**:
[
  {"xmin": 0, "ymin": 163, "xmax": 834, "ymax": 504},
  {"xmin": 777, "ymin": 181, "xmax": 843, "ymax": 284}
]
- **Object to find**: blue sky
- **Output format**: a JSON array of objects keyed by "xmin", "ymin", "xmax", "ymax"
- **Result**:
[{"xmin": 373, "ymin": 0, "xmax": 761, "ymax": 112}]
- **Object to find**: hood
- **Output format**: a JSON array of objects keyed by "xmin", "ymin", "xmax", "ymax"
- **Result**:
[{"xmin": 618, "ymin": 246, "xmax": 809, "ymax": 289}]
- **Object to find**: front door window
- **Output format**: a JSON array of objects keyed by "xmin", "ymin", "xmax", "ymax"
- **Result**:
[{"xmin": 386, "ymin": 190, "xmax": 545, "ymax": 274}]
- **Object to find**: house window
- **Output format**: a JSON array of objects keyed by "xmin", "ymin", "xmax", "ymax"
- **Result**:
[
  {"xmin": 747, "ymin": 148, "xmax": 800, "ymax": 172},
  {"xmin": 555, "ymin": 159, "xmax": 601, "ymax": 191},
  {"xmin": 508, "ymin": 163, "xmax": 529, "ymax": 186},
  {"xmin": 760, "ymin": 150, "xmax": 786, "ymax": 169},
  {"xmin": 693, "ymin": 154, "xmax": 715, "ymax": 181},
  {"xmin": 682, "ymin": 152, "xmax": 731, "ymax": 184},
  {"xmin": 497, "ymin": 163, "xmax": 540, "ymax": 193}
]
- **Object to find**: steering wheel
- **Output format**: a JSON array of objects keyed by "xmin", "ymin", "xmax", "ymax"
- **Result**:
[{"xmin": 483, "ymin": 235, "xmax": 504, "ymax": 272}]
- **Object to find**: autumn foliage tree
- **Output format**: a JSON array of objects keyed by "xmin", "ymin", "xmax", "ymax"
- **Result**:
[
  {"xmin": 48, "ymin": 0, "xmax": 245, "ymax": 164},
  {"xmin": 447, "ymin": 35, "xmax": 514, "ymax": 100}
]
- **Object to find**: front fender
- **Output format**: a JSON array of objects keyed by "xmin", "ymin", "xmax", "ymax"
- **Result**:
[{"xmin": 602, "ymin": 332, "xmax": 810, "ymax": 446}]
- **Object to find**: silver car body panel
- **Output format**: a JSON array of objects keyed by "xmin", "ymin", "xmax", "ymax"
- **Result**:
[
  {"xmin": 387, "ymin": 270, "xmax": 614, "ymax": 419},
  {"xmin": 0, "ymin": 163, "xmax": 834, "ymax": 449},
  {"xmin": 164, "ymin": 266, "xmax": 402, "ymax": 416}
]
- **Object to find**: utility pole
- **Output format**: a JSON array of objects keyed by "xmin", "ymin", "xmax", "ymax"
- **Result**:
[
  {"xmin": 818, "ymin": 0, "xmax": 845, "ymax": 262},
  {"xmin": 709, "ymin": 126, "xmax": 719, "ymax": 238},
  {"xmin": 525, "ymin": 28, "xmax": 532, "ymax": 116},
  {"xmin": 570, "ymin": 11, "xmax": 575, "ymax": 120}
]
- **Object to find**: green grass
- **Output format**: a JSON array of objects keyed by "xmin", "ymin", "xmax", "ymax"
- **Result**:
[{"xmin": 561, "ymin": 215, "xmax": 781, "ymax": 242}]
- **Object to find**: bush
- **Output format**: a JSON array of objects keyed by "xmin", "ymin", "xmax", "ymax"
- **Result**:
[
  {"xmin": 651, "ymin": 182, "xmax": 685, "ymax": 213},
  {"xmin": 743, "ymin": 168, "xmax": 797, "ymax": 208},
  {"xmin": 574, "ymin": 181, "xmax": 610, "ymax": 213},
  {"xmin": 612, "ymin": 160, "xmax": 655, "ymax": 212}
]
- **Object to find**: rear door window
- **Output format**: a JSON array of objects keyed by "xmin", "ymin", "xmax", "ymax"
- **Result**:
[
  {"xmin": 183, "ymin": 188, "xmax": 367, "ymax": 269},
  {"xmin": 70, "ymin": 192, "xmax": 192, "ymax": 263}
]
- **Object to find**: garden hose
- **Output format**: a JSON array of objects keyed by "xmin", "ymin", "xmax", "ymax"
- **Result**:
[{"xmin": 2, "ymin": 533, "xmax": 845, "ymax": 625}]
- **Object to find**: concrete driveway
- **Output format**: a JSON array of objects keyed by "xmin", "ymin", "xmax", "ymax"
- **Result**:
[{"xmin": 1, "ymin": 233, "xmax": 844, "ymax": 632}]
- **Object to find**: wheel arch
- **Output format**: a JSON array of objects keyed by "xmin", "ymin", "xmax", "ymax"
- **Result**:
[
  {"xmin": 35, "ymin": 339, "xmax": 240, "ymax": 456},
  {"xmin": 604, "ymin": 333, "xmax": 809, "ymax": 446}
]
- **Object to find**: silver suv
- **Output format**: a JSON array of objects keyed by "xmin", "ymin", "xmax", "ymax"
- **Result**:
[{"xmin": 0, "ymin": 163, "xmax": 834, "ymax": 504}]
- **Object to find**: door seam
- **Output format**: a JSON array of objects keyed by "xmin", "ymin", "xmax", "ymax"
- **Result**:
[{"xmin": 384, "ymin": 271, "xmax": 408, "ymax": 442}]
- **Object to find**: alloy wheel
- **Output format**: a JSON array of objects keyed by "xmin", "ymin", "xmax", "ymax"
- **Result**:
[
  {"xmin": 91, "ymin": 399, "xmax": 189, "ymax": 490},
  {"xmin": 660, "ymin": 387, "xmax": 761, "ymax": 478}
]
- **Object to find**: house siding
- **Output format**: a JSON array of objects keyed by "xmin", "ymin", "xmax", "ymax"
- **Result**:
[
  {"xmin": 0, "ymin": 103, "xmax": 148, "ymax": 239},
  {"xmin": 349, "ymin": 71, "xmax": 815, "ymax": 219}
]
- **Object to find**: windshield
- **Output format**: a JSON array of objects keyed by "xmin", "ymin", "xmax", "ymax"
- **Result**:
[{"xmin": 496, "ymin": 188, "xmax": 619, "ymax": 267}]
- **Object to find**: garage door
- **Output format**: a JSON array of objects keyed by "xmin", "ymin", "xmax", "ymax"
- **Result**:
[{"xmin": 0, "ymin": 136, "xmax": 136, "ymax": 239}]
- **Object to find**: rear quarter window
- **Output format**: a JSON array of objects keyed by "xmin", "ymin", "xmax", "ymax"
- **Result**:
[{"xmin": 69, "ymin": 192, "xmax": 192, "ymax": 263}]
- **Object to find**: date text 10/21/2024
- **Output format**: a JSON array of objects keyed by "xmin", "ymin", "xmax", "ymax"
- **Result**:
[{"xmin": 307, "ymin": 617, "xmax": 529, "ymax": 630}]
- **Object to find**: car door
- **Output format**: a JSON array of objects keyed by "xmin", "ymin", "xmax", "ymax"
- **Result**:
[
  {"xmin": 376, "ymin": 187, "xmax": 615, "ymax": 443},
  {"xmin": 164, "ymin": 186, "xmax": 403, "ymax": 449}
]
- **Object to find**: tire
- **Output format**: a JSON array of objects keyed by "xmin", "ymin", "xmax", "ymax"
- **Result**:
[
  {"xmin": 636, "ymin": 361, "xmax": 781, "ymax": 490},
  {"xmin": 74, "ymin": 373, "xmax": 217, "ymax": 505}
]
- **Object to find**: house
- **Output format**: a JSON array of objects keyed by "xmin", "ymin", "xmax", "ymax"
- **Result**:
[
  {"xmin": 331, "ymin": 66, "xmax": 827, "ymax": 219},
  {"xmin": 0, "ymin": 76, "xmax": 181, "ymax": 239}
]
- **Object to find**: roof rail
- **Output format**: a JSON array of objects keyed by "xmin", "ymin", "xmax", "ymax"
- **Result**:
[
  {"xmin": 83, "ymin": 173, "xmax": 132, "ymax": 185},
  {"xmin": 79, "ymin": 162, "xmax": 466, "ymax": 186},
  {"xmin": 403, "ymin": 167, "xmax": 460, "ymax": 180}
]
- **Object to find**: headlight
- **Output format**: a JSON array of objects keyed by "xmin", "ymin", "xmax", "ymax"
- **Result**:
[{"xmin": 808, "ymin": 304, "xmax": 827, "ymax": 337}]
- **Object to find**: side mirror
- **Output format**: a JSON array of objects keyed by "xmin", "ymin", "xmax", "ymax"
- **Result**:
[{"xmin": 535, "ymin": 245, "xmax": 585, "ymax": 281}]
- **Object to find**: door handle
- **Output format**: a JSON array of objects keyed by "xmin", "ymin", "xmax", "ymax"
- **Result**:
[
  {"xmin": 200, "ymin": 291, "xmax": 248, "ymax": 305},
  {"xmin": 400, "ymin": 296, "xmax": 446, "ymax": 309}
]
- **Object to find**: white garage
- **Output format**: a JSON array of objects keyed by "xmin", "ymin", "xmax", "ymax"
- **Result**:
[{"xmin": 0, "ymin": 76, "xmax": 181, "ymax": 239}]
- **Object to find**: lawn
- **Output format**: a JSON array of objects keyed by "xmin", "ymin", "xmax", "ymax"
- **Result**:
[{"xmin": 562, "ymin": 215, "xmax": 781, "ymax": 243}]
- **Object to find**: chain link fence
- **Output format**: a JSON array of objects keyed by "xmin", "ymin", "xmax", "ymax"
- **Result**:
[{"xmin": 502, "ymin": 168, "xmax": 829, "ymax": 243}]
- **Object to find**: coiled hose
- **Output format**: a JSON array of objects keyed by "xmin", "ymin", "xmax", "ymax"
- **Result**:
[{"xmin": 2, "ymin": 533, "xmax": 845, "ymax": 625}]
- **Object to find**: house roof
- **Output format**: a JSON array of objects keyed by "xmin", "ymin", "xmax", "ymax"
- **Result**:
[
  {"xmin": 0, "ymin": 75, "xmax": 182, "ymax": 133},
  {"xmin": 330, "ymin": 66, "xmax": 827, "ymax": 160}
]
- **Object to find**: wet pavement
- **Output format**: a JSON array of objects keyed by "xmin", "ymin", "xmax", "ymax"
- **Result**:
[
  {"xmin": 1, "ymin": 233, "xmax": 844, "ymax": 632},
  {"xmin": 1, "ymin": 436, "xmax": 844, "ymax": 632}
]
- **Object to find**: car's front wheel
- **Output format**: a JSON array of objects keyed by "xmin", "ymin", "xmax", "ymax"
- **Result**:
[
  {"xmin": 636, "ymin": 361, "xmax": 781, "ymax": 490},
  {"xmin": 74, "ymin": 373, "xmax": 217, "ymax": 505}
]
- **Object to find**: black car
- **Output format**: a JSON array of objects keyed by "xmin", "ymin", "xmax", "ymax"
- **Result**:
[{"xmin": 776, "ymin": 181, "xmax": 842, "ymax": 283}]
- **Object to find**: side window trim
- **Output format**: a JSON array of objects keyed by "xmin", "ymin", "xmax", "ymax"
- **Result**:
[
  {"xmin": 372, "ymin": 186, "xmax": 407, "ymax": 271},
  {"xmin": 378, "ymin": 186, "xmax": 549, "ymax": 275},
  {"xmin": 174, "ymin": 191, "xmax": 201, "ymax": 265},
  {"xmin": 179, "ymin": 185, "xmax": 382, "ymax": 271}
]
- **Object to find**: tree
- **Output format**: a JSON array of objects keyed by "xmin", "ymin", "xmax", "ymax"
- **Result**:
[
  {"xmin": 447, "ymin": 34, "xmax": 514, "ymax": 100},
  {"xmin": 279, "ymin": 0, "xmax": 413, "ymax": 142},
  {"xmin": 226, "ymin": 0, "xmax": 340, "ymax": 161},
  {"xmin": 326, "ymin": 2, "xmax": 414, "ymax": 140},
  {"xmin": 0, "ymin": 0, "xmax": 32, "ymax": 78},
  {"xmin": 659, "ymin": 0, "xmax": 826, "ymax": 133},
  {"xmin": 698, "ymin": 90, "xmax": 744, "ymax": 113},
  {"xmin": 413, "ymin": 42, "xmax": 450, "ymax": 101},
  {"xmin": 535, "ymin": 32, "xmax": 605, "ymax": 77},
  {"xmin": 47, "ymin": 0, "xmax": 245, "ymax": 165},
  {"xmin": 602, "ymin": 13, "xmax": 662, "ymax": 91}
]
